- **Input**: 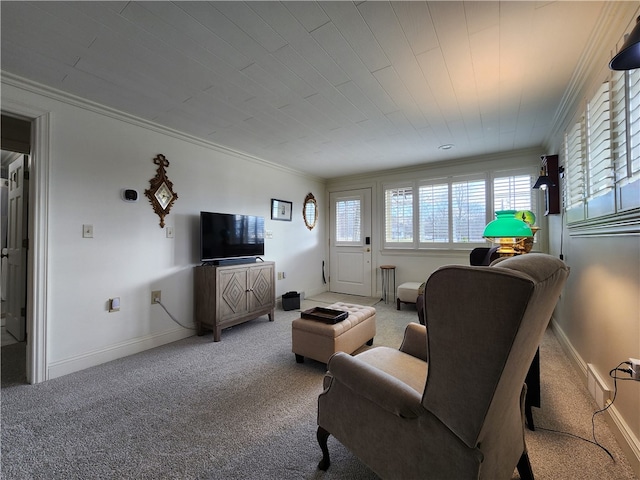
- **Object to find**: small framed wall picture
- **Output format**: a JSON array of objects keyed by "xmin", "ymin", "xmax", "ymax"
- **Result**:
[{"xmin": 271, "ymin": 199, "xmax": 292, "ymax": 221}]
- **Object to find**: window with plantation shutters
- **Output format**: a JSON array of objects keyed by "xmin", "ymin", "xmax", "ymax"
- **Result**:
[
  {"xmin": 566, "ymin": 118, "xmax": 585, "ymax": 210},
  {"xmin": 562, "ymin": 48, "xmax": 640, "ymax": 228},
  {"xmin": 383, "ymin": 169, "xmax": 537, "ymax": 250},
  {"xmin": 586, "ymin": 82, "xmax": 613, "ymax": 199},
  {"xmin": 561, "ymin": 22, "xmax": 640, "ymax": 225},
  {"xmin": 451, "ymin": 179, "xmax": 485, "ymax": 243},
  {"xmin": 335, "ymin": 197, "xmax": 361, "ymax": 244},
  {"xmin": 384, "ymin": 186, "xmax": 413, "ymax": 245},
  {"xmin": 418, "ymin": 183, "xmax": 448, "ymax": 243}
]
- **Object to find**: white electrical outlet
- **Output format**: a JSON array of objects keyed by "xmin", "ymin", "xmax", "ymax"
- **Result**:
[
  {"xmin": 587, "ymin": 363, "xmax": 612, "ymax": 409},
  {"xmin": 151, "ymin": 290, "xmax": 161, "ymax": 304}
]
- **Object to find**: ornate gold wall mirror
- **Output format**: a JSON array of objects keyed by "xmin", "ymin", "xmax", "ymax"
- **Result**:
[
  {"xmin": 303, "ymin": 192, "xmax": 317, "ymax": 230},
  {"xmin": 144, "ymin": 154, "xmax": 178, "ymax": 228}
]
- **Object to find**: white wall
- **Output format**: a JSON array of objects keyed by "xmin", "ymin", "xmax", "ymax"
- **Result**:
[{"xmin": 2, "ymin": 80, "xmax": 327, "ymax": 379}]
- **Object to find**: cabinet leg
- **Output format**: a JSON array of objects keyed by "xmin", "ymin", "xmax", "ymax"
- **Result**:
[
  {"xmin": 213, "ymin": 327, "xmax": 221, "ymax": 342},
  {"xmin": 295, "ymin": 354, "xmax": 304, "ymax": 363},
  {"xmin": 268, "ymin": 310, "xmax": 275, "ymax": 322}
]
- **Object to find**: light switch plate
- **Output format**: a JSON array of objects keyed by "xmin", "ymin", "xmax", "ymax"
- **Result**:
[{"xmin": 83, "ymin": 224, "xmax": 93, "ymax": 238}]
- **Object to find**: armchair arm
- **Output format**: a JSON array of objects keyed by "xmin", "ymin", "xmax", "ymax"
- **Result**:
[
  {"xmin": 399, "ymin": 322, "xmax": 427, "ymax": 361},
  {"xmin": 326, "ymin": 352, "xmax": 424, "ymax": 419}
]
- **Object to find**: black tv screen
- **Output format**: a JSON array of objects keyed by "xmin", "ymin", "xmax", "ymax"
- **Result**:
[{"xmin": 200, "ymin": 212, "xmax": 265, "ymax": 262}]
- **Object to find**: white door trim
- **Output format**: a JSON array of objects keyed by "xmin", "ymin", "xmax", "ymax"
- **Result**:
[
  {"xmin": 3, "ymin": 99, "xmax": 50, "ymax": 384},
  {"xmin": 28, "ymin": 112, "xmax": 50, "ymax": 384}
]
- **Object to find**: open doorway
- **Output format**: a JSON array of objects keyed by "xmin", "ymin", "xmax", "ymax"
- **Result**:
[{"xmin": 1, "ymin": 115, "xmax": 31, "ymax": 387}]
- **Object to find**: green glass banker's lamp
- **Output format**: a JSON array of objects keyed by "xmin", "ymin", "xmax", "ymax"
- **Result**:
[{"xmin": 483, "ymin": 210, "xmax": 534, "ymax": 255}]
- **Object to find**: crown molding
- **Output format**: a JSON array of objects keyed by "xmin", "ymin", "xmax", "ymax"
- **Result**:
[
  {"xmin": 1, "ymin": 71, "xmax": 326, "ymax": 185},
  {"xmin": 328, "ymin": 146, "xmax": 543, "ymax": 186}
]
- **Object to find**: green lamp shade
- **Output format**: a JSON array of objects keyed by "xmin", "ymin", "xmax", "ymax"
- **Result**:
[{"xmin": 483, "ymin": 210, "xmax": 533, "ymax": 239}]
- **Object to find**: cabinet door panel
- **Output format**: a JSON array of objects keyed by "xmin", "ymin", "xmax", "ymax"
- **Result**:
[
  {"xmin": 249, "ymin": 264, "xmax": 275, "ymax": 310},
  {"xmin": 218, "ymin": 268, "xmax": 249, "ymax": 318}
]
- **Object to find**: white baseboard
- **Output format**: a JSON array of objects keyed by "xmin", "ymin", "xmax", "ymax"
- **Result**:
[
  {"xmin": 550, "ymin": 319, "xmax": 588, "ymax": 379},
  {"xmin": 550, "ymin": 319, "xmax": 640, "ymax": 478},
  {"xmin": 47, "ymin": 328, "xmax": 193, "ymax": 380},
  {"xmin": 608, "ymin": 399, "xmax": 640, "ymax": 479}
]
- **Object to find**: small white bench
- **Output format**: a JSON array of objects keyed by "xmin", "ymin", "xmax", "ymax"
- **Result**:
[
  {"xmin": 292, "ymin": 302, "xmax": 376, "ymax": 364},
  {"xmin": 396, "ymin": 282, "xmax": 424, "ymax": 310}
]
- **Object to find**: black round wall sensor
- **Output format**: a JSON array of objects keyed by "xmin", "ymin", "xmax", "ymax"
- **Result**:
[{"xmin": 121, "ymin": 189, "xmax": 139, "ymax": 202}]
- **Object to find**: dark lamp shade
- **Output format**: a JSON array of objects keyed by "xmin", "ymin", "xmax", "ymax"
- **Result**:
[
  {"xmin": 532, "ymin": 175, "xmax": 555, "ymax": 189},
  {"xmin": 483, "ymin": 210, "xmax": 533, "ymax": 239},
  {"xmin": 610, "ymin": 17, "xmax": 640, "ymax": 71}
]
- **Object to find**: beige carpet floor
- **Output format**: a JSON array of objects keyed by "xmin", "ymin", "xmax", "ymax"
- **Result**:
[
  {"xmin": 1, "ymin": 294, "xmax": 637, "ymax": 479},
  {"xmin": 304, "ymin": 292, "xmax": 381, "ymax": 308}
]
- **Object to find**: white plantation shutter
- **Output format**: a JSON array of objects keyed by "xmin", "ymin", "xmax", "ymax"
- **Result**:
[
  {"xmin": 493, "ymin": 172, "xmax": 536, "ymax": 242},
  {"xmin": 335, "ymin": 197, "xmax": 361, "ymax": 243},
  {"xmin": 384, "ymin": 186, "xmax": 413, "ymax": 244},
  {"xmin": 493, "ymin": 174, "xmax": 533, "ymax": 212},
  {"xmin": 562, "ymin": 135, "xmax": 570, "ymax": 211},
  {"xmin": 566, "ymin": 118, "xmax": 586, "ymax": 210},
  {"xmin": 418, "ymin": 183, "xmax": 449, "ymax": 243},
  {"xmin": 587, "ymin": 82, "xmax": 613, "ymax": 199},
  {"xmin": 611, "ymin": 70, "xmax": 628, "ymax": 185},
  {"xmin": 451, "ymin": 179, "xmax": 485, "ymax": 243},
  {"xmin": 627, "ymin": 69, "xmax": 640, "ymax": 181}
]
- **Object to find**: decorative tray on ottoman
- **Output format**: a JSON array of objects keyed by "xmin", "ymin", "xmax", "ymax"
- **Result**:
[{"xmin": 301, "ymin": 307, "xmax": 349, "ymax": 324}]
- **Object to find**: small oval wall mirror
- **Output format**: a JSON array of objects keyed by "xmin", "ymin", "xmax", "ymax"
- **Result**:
[{"xmin": 303, "ymin": 193, "xmax": 318, "ymax": 230}]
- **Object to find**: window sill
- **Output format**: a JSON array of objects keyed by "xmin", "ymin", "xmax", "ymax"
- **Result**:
[
  {"xmin": 567, "ymin": 208, "xmax": 640, "ymax": 236},
  {"xmin": 381, "ymin": 245, "xmax": 489, "ymax": 256}
]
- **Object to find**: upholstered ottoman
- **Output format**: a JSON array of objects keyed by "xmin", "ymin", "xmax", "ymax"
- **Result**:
[
  {"xmin": 292, "ymin": 302, "xmax": 376, "ymax": 364},
  {"xmin": 396, "ymin": 282, "xmax": 424, "ymax": 310}
]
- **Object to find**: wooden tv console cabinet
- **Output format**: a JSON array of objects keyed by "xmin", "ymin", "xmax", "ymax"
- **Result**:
[{"xmin": 194, "ymin": 261, "xmax": 275, "ymax": 342}]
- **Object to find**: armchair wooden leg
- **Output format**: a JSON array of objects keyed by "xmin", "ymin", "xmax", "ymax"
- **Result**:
[
  {"xmin": 525, "ymin": 402, "xmax": 535, "ymax": 431},
  {"xmin": 317, "ymin": 426, "xmax": 331, "ymax": 471},
  {"xmin": 517, "ymin": 451, "xmax": 534, "ymax": 480}
]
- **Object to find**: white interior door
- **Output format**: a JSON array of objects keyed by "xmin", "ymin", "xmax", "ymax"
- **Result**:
[
  {"xmin": 6, "ymin": 155, "xmax": 28, "ymax": 341},
  {"xmin": 329, "ymin": 188, "xmax": 372, "ymax": 296}
]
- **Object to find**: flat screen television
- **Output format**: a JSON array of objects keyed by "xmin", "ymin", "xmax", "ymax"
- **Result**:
[{"xmin": 200, "ymin": 211, "xmax": 265, "ymax": 262}]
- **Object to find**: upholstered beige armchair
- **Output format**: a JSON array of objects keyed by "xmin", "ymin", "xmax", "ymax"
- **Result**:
[{"xmin": 317, "ymin": 253, "xmax": 569, "ymax": 479}]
